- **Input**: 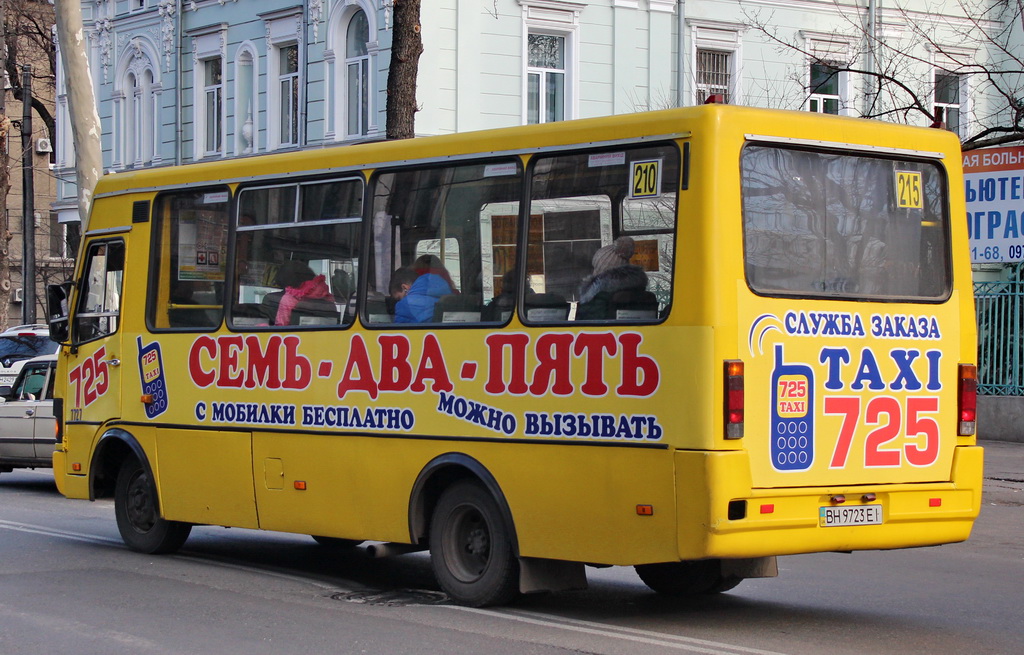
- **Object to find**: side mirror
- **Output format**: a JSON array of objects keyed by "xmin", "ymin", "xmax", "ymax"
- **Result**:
[
  {"xmin": 0, "ymin": 385, "xmax": 13, "ymax": 401},
  {"xmin": 46, "ymin": 281, "xmax": 74, "ymax": 344}
]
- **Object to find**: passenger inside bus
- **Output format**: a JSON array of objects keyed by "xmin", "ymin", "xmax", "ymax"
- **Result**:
[
  {"xmin": 483, "ymin": 268, "xmax": 532, "ymax": 322},
  {"xmin": 261, "ymin": 260, "xmax": 338, "ymax": 326},
  {"xmin": 387, "ymin": 266, "xmax": 418, "ymax": 314},
  {"xmin": 575, "ymin": 236, "xmax": 656, "ymax": 320},
  {"xmin": 395, "ymin": 256, "xmax": 457, "ymax": 323}
]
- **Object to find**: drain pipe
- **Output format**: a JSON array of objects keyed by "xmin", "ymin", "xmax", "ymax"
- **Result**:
[
  {"xmin": 676, "ymin": 0, "xmax": 686, "ymax": 107},
  {"xmin": 175, "ymin": 0, "xmax": 183, "ymax": 165}
]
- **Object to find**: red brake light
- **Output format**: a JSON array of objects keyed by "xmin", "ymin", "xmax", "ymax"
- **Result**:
[
  {"xmin": 958, "ymin": 364, "xmax": 977, "ymax": 436},
  {"xmin": 725, "ymin": 360, "xmax": 744, "ymax": 439}
]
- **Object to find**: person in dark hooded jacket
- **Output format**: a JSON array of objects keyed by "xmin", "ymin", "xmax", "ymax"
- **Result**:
[{"xmin": 577, "ymin": 236, "xmax": 648, "ymax": 319}]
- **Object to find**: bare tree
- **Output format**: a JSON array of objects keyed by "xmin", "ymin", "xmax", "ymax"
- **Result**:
[
  {"xmin": 3, "ymin": 0, "xmax": 55, "ymax": 146},
  {"xmin": 385, "ymin": 0, "xmax": 424, "ymax": 140},
  {"xmin": 0, "ymin": 0, "xmax": 57, "ymax": 330},
  {"xmin": 743, "ymin": 0, "xmax": 1024, "ymax": 150}
]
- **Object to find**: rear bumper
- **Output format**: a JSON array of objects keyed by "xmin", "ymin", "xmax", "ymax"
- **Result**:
[{"xmin": 675, "ymin": 445, "xmax": 983, "ymax": 559}]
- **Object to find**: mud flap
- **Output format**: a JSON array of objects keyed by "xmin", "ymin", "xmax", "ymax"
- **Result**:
[{"xmin": 519, "ymin": 557, "xmax": 588, "ymax": 594}]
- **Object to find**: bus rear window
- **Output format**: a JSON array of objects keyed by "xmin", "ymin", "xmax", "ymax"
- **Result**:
[{"xmin": 741, "ymin": 145, "xmax": 951, "ymax": 301}]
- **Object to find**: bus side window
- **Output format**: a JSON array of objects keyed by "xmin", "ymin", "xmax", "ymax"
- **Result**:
[
  {"xmin": 526, "ymin": 145, "xmax": 677, "ymax": 323},
  {"xmin": 368, "ymin": 161, "xmax": 522, "ymax": 326},
  {"xmin": 149, "ymin": 190, "xmax": 230, "ymax": 331},
  {"xmin": 74, "ymin": 239, "xmax": 125, "ymax": 343},
  {"xmin": 229, "ymin": 178, "xmax": 362, "ymax": 329}
]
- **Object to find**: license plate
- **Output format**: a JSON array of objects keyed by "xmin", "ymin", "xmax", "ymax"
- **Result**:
[{"xmin": 819, "ymin": 504, "xmax": 882, "ymax": 527}]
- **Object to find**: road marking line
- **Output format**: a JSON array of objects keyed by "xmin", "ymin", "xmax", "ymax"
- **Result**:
[
  {"xmin": 0, "ymin": 519, "xmax": 346, "ymax": 591},
  {"xmin": 443, "ymin": 606, "xmax": 792, "ymax": 655},
  {"xmin": 1, "ymin": 518, "xmax": 790, "ymax": 654},
  {"xmin": 0, "ymin": 519, "xmax": 120, "ymax": 545}
]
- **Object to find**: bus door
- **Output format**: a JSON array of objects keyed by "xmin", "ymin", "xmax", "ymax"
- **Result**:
[{"xmin": 65, "ymin": 238, "xmax": 127, "ymax": 444}]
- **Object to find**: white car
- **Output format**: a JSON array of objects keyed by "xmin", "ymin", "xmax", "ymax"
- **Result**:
[
  {"xmin": 0, "ymin": 355, "xmax": 58, "ymax": 474},
  {"xmin": 0, "ymin": 325, "xmax": 58, "ymax": 387}
]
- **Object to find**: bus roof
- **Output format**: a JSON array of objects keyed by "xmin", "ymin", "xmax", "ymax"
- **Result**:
[{"xmin": 91, "ymin": 104, "xmax": 962, "ymax": 204}]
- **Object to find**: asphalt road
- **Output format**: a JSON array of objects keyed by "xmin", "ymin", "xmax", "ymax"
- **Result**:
[{"xmin": 0, "ymin": 441, "xmax": 1020, "ymax": 655}]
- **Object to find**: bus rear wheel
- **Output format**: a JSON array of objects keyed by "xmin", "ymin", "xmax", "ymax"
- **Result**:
[
  {"xmin": 634, "ymin": 560, "xmax": 742, "ymax": 596},
  {"xmin": 114, "ymin": 458, "xmax": 191, "ymax": 554},
  {"xmin": 430, "ymin": 481, "xmax": 519, "ymax": 607}
]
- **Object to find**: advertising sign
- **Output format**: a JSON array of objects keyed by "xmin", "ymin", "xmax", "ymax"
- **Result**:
[{"xmin": 963, "ymin": 145, "xmax": 1024, "ymax": 263}]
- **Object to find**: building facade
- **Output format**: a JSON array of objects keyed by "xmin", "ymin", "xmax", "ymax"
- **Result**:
[
  {"xmin": 3, "ymin": 0, "xmax": 72, "ymax": 327},
  {"xmin": 53, "ymin": 0, "xmax": 1011, "ymax": 225}
]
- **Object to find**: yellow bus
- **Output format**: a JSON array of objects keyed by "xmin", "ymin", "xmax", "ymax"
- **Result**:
[{"xmin": 47, "ymin": 104, "xmax": 982, "ymax": 606}]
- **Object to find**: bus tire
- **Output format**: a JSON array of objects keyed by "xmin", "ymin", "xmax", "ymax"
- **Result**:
[
  {"xmin": 430, "ymin": 480, "xmax": 519, "ymax": 607},
  {"xmin": 114, "ymin": 458, "xmax": 191, "ymax": 554},
  {"xmin": 634, "ymin": 560, "xmax": 743, "ymax": 596},
  {"xmin": 311, "ymin": 536, "xmax": 363, "ymax": 549}
]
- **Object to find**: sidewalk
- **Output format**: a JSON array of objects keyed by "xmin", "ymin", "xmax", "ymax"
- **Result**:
[
  {"xmin": 981, "ymin": 439, "xmax": 1024, "ymax": 481},
  {"xmin": 980, "ymin": 439, "xmax": 1024, "ymax": 507}
]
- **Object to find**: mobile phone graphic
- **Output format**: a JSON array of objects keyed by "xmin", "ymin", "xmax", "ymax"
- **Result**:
[
  {"xmin": 137, "ymin": 337, "xmax": 169, "ymax": 419},
  {"xmin": 770, "ymin": 344, "xmax": 814, "ymax": 471}
]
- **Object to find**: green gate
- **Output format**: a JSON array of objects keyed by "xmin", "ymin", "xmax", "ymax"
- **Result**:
[{"xmin": 975, "ymin": 279, "xmax": 1024, "ymax": 395}]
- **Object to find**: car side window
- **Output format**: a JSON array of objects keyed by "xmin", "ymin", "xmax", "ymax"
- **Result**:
[{"xmin": 14, "ymin": 365, "xmax": 49, "ymax": 401}]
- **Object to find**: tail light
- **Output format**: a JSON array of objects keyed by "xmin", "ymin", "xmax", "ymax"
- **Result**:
[
  {"xmin": 958, "ymin": 364, "xmax": 977, "ymax": 436},
  {"xmin": 725, "ymin": 360, "xmax": 744, "ymax": 439}
]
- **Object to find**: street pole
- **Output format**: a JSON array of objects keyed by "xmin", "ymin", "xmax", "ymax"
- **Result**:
[
  {"xmin": 21, "ymin": 65, "xmax": 35, "ymax": 324},
  {"xmin": 0, "ymin": 0, "xmax": 13, "ymax": 331}
]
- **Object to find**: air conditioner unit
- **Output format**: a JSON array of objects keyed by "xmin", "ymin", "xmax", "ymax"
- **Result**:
[
  {"xmin": 13, "ymin": 288, "xmax": 23, "ymax": 303},
  {"xmin": 35, "ymin": 138, "xmax": 52, "ymax": 154}
]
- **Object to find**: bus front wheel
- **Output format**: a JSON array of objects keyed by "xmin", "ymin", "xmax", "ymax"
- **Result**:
[
  {"xmin": 634, "ymin": 560, "xmax": 742, "ymax": 596},
  {"xmin": 429, "ymin": 481, "xmax": 519, "ymax": 607},
  {"xmin": 114, "ymin": 458, "xmax": 191, "ymax": 554}
]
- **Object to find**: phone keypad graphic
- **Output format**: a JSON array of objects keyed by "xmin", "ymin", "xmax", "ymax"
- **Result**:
[
  {"xmin": 138, "ymin": 337, "xmax": 168, "ymax": 419},
  {"xmin": 771, "ymin": 345, "xmax": 814, "ymax": 470}
]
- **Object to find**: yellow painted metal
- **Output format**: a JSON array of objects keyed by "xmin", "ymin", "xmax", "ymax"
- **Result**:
[{"xmin": 51, "ymin": 104, "xmax": 982, "ymax": 567}]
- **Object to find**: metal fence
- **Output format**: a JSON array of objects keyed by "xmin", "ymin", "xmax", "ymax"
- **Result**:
[{"xmin": 975, "ymin": 279, "xmax": 1024, "ymax": 395}]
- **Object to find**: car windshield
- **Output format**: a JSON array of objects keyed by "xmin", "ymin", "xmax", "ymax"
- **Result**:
[{"xmin": 0, "ymin": 335, "xmax": 57, "ymax": 361}]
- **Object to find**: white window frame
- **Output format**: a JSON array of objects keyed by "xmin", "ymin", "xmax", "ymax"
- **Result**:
[
  {"xmin": 191, "ymin": 26, "xmax": 227, "ymax": 160},
  {"xmin": 114, "ymin": 39, "xmax": 161, "ymax": 169},
  {"xmin": 520, "ymin": 1, "xmax": 583, "ymax": 125},
  {"xmin": 931, "ymin": 47, "xmax": 974, "ymax": 138},
  {"xmin": 801, "ymin": 33, "xmax": 854, "ymax": 116},
  {"xmin": 326, "ymin": 1, "xmax": 379, "ymax": 141},
  {"xmin": 343, "ymin": 8, "xmax": 372, "ymax": 138},
  {"xmin": 688, "ymin": 20, "xmax": 745, "ymax": 106},
  {"xmin": 263, "ymin": 8, "xmax": 304, "ymax": 150},
  {"xmin": 202, "ymin": 58, "xmax": 224, "ymax": 156}
]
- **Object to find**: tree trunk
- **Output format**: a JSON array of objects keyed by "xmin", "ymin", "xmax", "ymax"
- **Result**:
[
  {"xmin": 386, "ymin": 0, "xmax": 424, "ymax": 140},
  {"xmin": 54, "ymin": 0, "xmax": 102, "ymax": 231}
]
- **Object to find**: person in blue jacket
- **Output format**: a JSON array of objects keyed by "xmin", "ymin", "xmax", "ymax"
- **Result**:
[{"xmin": 394, "ymin": 268, "xmax": 453, "ymax": 322}]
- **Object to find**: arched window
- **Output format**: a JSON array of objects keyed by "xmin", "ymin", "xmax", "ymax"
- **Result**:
[
  {"xmin": 345, "ymin": 9, "xmax": 370, "ymax": 137},
  {"xmin": 116, "ymin": 43, "xmax": 160, "ymax": 168}
]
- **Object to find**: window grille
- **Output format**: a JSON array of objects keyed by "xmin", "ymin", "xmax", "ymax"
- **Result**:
[{"xmin": 696, "ymin": 50, "xmax": 731, "ymax": 104}]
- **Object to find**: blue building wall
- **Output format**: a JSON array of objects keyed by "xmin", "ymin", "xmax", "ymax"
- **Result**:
[{"xmin": 53, "ymin": 0, "xmax": 1003, "ymax": 224}]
